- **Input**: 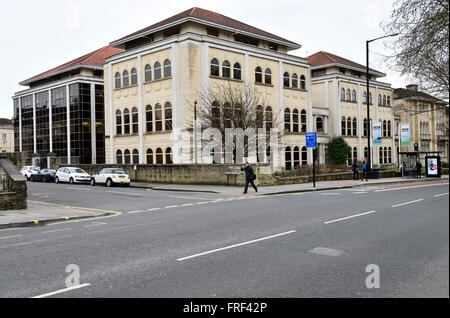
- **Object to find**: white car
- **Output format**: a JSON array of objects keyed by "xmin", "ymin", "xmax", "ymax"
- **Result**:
[
  {"xmin": 20, "ymin": 166, "xmax": 40, "ymax": 180},
  {"xmin": 90, "ymin": 168, "xmax": 130, "ymax": 187},
  {"xmin": 55, "ymin": 167, "xmax": 91, "ymax": 184}
]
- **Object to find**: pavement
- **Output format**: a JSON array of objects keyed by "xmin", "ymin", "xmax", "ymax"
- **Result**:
[{"xmin": 0, "ymin": 178, "xmax": 448, "ymax": 297}]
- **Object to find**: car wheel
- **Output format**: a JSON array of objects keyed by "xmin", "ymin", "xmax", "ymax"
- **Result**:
[
  {"xmin": 30, "ymin": 175, "xmax": 34, "ymax": 182},
  {"xmin": 124, "ymin": 183, "xmax": 130, "ymax": 188},
  {"xmin": 55, "ymin": 177, "xmax": 59, "ymax": 184},
  {"xmin": 26, "ymin": 175, "xmax": 30, "ymax": 181},
  {"xmin": 90, "ymin": 178, "xmax": 96, "ymax": 186},
  {"xmin": 69, "ymin": 178, "xmax": 74, "ymax": 185},
  {"xmin": 106, "ymin": 179, "xmax": 113, "ymax": 187}
]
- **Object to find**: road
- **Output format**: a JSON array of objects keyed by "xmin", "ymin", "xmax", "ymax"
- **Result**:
[{"xmin": 0, "ymin": 180, "xmax": 448, "ymax": 298}]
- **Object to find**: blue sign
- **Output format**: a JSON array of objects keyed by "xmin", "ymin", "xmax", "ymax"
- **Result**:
[{"xmin": 306, "ymin": 132, "xmax": 318, "ymax": 148}]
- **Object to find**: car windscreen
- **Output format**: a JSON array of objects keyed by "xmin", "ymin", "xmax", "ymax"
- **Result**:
[
  {"xmin": 111, "ymin": 170, "xmax": 127, "ymax": 175},
  {"xmin": 70, "ymin": 168, "xmax": 87, "ymax": 174},
  {"xmin": 48, "ymin": 170, "xmax": 56, "ymax": 173},
  {"xmin": 31, "ymin": 167, "xmax": 40, "ymax": 171}
]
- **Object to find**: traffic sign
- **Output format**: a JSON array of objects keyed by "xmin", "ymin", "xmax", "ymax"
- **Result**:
[{"xmin": 306, "ymin": 132, "xmax": 318, "ymax": 148}]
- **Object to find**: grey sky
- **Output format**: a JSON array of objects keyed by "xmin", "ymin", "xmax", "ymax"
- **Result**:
[{"xmin": 0, "ymin": 0, "xmax": 408, "ymax": 118}]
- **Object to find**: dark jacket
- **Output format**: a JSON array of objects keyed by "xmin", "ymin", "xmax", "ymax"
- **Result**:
[
  {"xmin": 352, "ymin": 162, "xmax": 358, "ymax": 172},
  {"xmin": 241, "ymin": 165, "xmax": 256, "ymax": 181}
]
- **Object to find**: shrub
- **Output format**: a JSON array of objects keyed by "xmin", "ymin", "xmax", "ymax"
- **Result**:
[{"xmin": 327, "ymin": 137, "xmax": 351, "ymax": 165}]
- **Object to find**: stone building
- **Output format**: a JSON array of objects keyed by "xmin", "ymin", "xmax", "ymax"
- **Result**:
[{"xmin": 0, "ymin": 118, "xmax": 14, "ymax": 153}]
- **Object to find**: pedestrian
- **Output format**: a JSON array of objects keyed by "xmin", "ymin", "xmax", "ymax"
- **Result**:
[
  {"xmin": 361, "ymin": 160, "xmax": 368, "ymax": 182},
  {"xmin": 416, "ymin": 160, "xmax": 422, "ymax": 178},
  {"xmin": 352, "ymin": 160, "xmax": 359, "ymax": 181},
  {"xmin": 241, "ymin": 162, "xmax": 258, "ymax": 194}
]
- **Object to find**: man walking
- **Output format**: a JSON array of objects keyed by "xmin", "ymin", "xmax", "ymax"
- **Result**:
[
  {"xmin": 241, "ymin": 162, "xmax": 258, "ymax": 194},
  {"xmin": 352, "ymin": 160, "xmax": 359, "ymax": 181},
  {"xmin": 361, "ymin": 160, "xmax": 368, "ymax": 182},
  {"xmin": 416, "ymin": 160, "xmax": 423, "ymax": 178}
]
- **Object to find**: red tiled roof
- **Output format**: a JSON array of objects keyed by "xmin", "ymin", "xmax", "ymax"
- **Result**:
[
  {"xmin": 308, "ymin": 51, "xmax": 383, "ymax": 74},
  {"xmin": 111, "ymin": 7, "xmax": 299, "ymax": 47},
  {"xmin": 21, "ymin": 46, "xmax": 124, "ymax": 85}
]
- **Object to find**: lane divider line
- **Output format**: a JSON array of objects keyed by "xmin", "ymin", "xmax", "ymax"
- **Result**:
[
  {"xmin": 392, "ymin": 199, "xmax": 424, "ymax": 208},
  {"xmin": 434, "ymin": 193, "xmax": 448, "ymax": 198},
  {"xmin": 32, "ymin": 283, "xmax": 91, "ymax": 298},
  {"xmin": 0, "ymin": 235, "xmax": 23, "ymax": 240},
  {"xmin": 324, "ymin": 211, "xmax": 377, "ymax": 225},
  {"xmin": 177, "ymin": 230, "xmax": 297, "ymax": 261},
  {"xmin": 42, "ymin": 228, "xmax": 71, "ymax": 234}
]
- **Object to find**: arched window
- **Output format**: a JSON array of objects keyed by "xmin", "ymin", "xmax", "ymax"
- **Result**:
[
  {"xmin": 146, "ymin": 148, "xmax": 153, "ymax": 164},
  {"xmin": 155, "ymin": 104, "xmax": 162, "ymax": 131},
  {"xmin": 146, "ymin": 105, "xmax": 153, "ymax": 132},
  {"xmin": 293, "ymin": 109, "xmax": 299, "ymax": 133},
  {"xmin": 265, "ymin": 68, "xmax": 272, "ymax": 85},
  {"xmin": 347, "ymin": 89, "xmax": 351, "ymax": 101},
  {"xmin": 154, "ymin": 62, "xmax": 162, "ymax": 80},
  {"xmin": 222, "ymin": 61, "xmax": 231, "ymax": 78},
  {"xmin": 353, "ymin": 147, "xmax": 358, "ymax": 163},
  {"xmin": 165, "ymin": 147, "xmax": 173, "ymax": 164},
  {"xmin": 285, "ymin": 146, "xmax": 292, "ymax": 170},
  {"xmin": 369, "ymin": 93, "xmax": 373, "ymax": 105},
  {"xmin": 387, "ymin": 96, "xmax": 391, "ymax": 106},
  {"xmin": 132, "ymin": 107, "xmax": 138, "ymax": 134},
  {"xmin": 131, "ymin": 68, "xmax": 137, "ymax": 85},
  {"xmin": 132, "ymin": 149, "xmax": 139, "ymax": 164},
  {"xmin": 165, "ymin": 102, "xmax": 172, "ymax": 131},
  {"xmin": 123, "ymin": 70, "xmax": 129, "ymax": 87},
  {"xmin": 352, "ymin": 90, "xmax": 357, "ymax": 102},
  {"xmin": 116, "ymin": 110, "xmax": 122, "ymax": 135},
  {"xmin": 116, "ymin": 150, "xmax": 123, "ymax": 164},
  {"xmin": 378, "ymin": 148, "xmax": 383, "ymax": 165},
  {"xmin": 124, "ymin": 149, "xmax": 131, "ymax": 164},
  {"xmin": 233, "ymin": 63, "xmax": 241, "ymax": 80},
  {"xmin": 384, "ymin": 147, "xmax": 388, "ymax": 164},
  {"xmin": 383, "ymin": 120, "xmax": 387, "ymax": 137},
  {"xmin": 383, "ymin": 95, "xmax": 387, "ymax": 106},
  {"xmin": 265, "ymin": 106, "xmax": 273, "ymax": 131},
  {"xmin": 256, "ymin": 105, "xmax": 264, "ymax": 129},
  {"xmin": 115, "ymin": 72, "xmax": 121, "ymax": 89},
  {"xmin": 212, "ymin": 101, "xmax": 220, "ymax": 129},
  {"xmin": 347, "ymin": 117, "xmax": 352, "ymax": 136},
  {"xmin": 164, "ymin": 59, "xmax": 171, "ymax": 78},
  {"xmin": 363, "ymin": 92, "xmax": 367, "ymax": 104},
  {"xmin": 123, "ymin": 108, "xmax": 130, "ymax": 134},
  {"xmin": 211, "ymin": 58, "xmax": 219, "ymax": 76},
  {"xmin": 255, "ymin": 67, "xmax": 263, "ymax": 83},
  {"xmin": 363, "ymin": 119, "xmax": 368, "ymax": 137},
  {"xmin": 156, "ymin": 148, "xmax": 163, "ymax": 164},
  {"xmin": 342, "ymin": 117, "xmax": 346, "ymax": 135},
  {"xmin": 293, "ymin": 146, "xmax": 300, "ymax": 168},
  {"xmin": 341, "ymin": 88, "xmax": 346, "ymax": 101},
  {"xmin": 223, "ymin": 102, "xmax": 232, "ymax": 129},
  {"xmin": 300, "ymin": 75, "xmax": 306, "ymax": 90},
  {"xmin": 388, "ymin": 147, "xmax": 392, "ymax": 164},
  {"xmin": 284, "ymin": 108, "xmax": 291, "ymax": 132},
  {"xmin": 364, "ymin": 147, "xmax": 368, "ymax": 159},
  {"xmin": 301, "ymin": 146, "xmax": 308, "ymax": 166},
  {"xmin": 145, "ymin": 64, "xmax": 152, "ymax": 82},
  {"xmin": 378, "ymin": 94, "xmax": 382, "ymax": 106},
  {"xmin": 301, "ymin": 110, "xmax": 307, "ymax": 132},
  {"xmin": 283, "ymin": 72, "xmax": 290, "ymax": 88},
  {"xmin": 388, "ymin": 120, "xmax": 392, "ymax": 137},
  {"xmin": 292, "ymin": 73, "xmax": 298, "ymax": 89},
  {"xmin": 353, "ymin": 118, "xmax": 357, "ymax": 136},
  {"xmin": 316, "ymin": 117, "xmax": 323, "ymax": 131}
]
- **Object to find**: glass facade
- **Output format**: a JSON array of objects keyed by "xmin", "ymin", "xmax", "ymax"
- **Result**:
[
  {"xmin": 95, "ymin": 85, "xmax": 105, "ymax": 164},
  {"xmin": 13, "ymin": 98, "xmax": 20, "ymax": 152},
  {"xmin": 51, "ymin": 86, "xmax": 67, "ymax": 158},
  {"xmin": 21, "ymin": 95, "xmax": 33, "ymax": 154},
  {"xmin": 35, "ymin": 91, "xmax": 50, "ymax": 154}
]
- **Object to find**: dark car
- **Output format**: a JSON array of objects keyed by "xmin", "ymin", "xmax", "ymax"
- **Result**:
[{"xmin": 30, "ymin": 169, "xmax": 57, "ymax": 183}]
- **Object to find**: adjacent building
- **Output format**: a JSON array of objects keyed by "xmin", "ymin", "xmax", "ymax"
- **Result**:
[
  {"xmin": 394, "ymin": 85, "xmax": 448, "ymax": 163},
  {"xmin": 13, "ymin": 46, "xmax": 123, "ymax": 168},
  {"xmin": 308, "ymin": 51, "xmax": 396, "ymax": 167},
  {"xmin": 104, "ymin": 7, "xmax": 313, "ymax": 169},
  {"xmin": 0, "ymin": 118, "xmax": 14, "ymax": 153}
]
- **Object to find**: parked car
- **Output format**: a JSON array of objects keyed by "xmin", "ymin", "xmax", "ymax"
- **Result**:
[
  {"xmin": 30, "ymin": 169, "xmax": 57, "ymax": 183},
  {"xmin": 55, "ymin": 167, "xmax": 91, "ymax": 184},
  {"xmin": 20, "ymin": 166, "xmax": 40, "ymax": 180},
  {"xmin": 90, "ymin": 168, "xmax": 130, "ymax": 187}
]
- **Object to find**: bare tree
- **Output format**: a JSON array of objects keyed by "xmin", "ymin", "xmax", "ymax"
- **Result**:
[
  {"xmin": 382, "ymin": 0, "xmax": 449, "ymax": 99},
  {"xmin": 189, "ymin": 82, "xmax": 283, "ymax": 163}
]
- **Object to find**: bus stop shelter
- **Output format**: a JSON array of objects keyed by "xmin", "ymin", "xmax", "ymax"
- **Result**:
[{"xmin": 399, "ymin": 151, "xmax": 443, "ymax": 178}]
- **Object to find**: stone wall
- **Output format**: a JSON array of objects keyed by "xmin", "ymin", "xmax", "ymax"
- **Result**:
[{"xmin": 0, "ymin": 154, "xmax": 27, "ymax": 210}]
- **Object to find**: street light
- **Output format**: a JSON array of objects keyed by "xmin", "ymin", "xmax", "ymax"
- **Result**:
[{"xmin": 366, "ymin": 33, "xmax": 399, "ymax": 174}]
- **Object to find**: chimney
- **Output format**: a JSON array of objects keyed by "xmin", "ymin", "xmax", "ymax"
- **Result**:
[{"xmin": 406, "ymin": 84, "xmax": 418, "ymax": 91}]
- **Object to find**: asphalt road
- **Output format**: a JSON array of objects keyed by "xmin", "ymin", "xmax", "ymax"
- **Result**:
[{"xmin": 0, "ymin": 180, "xmax": 448, "ymax": 298}]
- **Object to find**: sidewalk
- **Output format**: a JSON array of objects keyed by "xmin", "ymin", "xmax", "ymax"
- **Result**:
[
  {"xmin": 131, "ymin": 175, "xmax": 449, "ymax": 196},
  {"xmin": 0, "ymin": 201, "xmax": 116, "ymax": 229}
]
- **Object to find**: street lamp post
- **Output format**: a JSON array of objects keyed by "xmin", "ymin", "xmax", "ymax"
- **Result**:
[{"xmin": 366, "ymin": 33, "xmax": 399, "ymax": 175}]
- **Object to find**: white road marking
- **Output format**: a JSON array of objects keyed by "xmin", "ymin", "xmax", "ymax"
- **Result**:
[
  {"xmin": 165, "ymin": 205, "xmax": 179, "ymax": 209},
  {"xmin": 32, "ymin": 283, "xmax": 91, "ymax": 298},
  {"xmin": 170, "ymin": 196, "xmax": 209, "ymax": 200},
  {"xmin": 0, "ymin": 235, "xmax": 23, "ymax": 240},
  {"xmin": 42, "ymin": 228, "xmax": 71, "ymax": 234},
  {"xmin": 375, "ymin": 183, "xmax": 448, "ymax": 192},
  {"xmin": 177, "ymin": 230, "xmax": 297, "ymax": 261},
  {"xmin": 434, "ymin": 192, "xmax": 449, "ymax": 198},
  {"xmin": 128, "ymin": 210, "xmax": 144, "ymax": 214},
  {"xmin": 322, "ymin": 193, "xmax": 340, "ymax": 195},
  {"xmin": 146, "ymin": 208, "xmax": 161, "ymax": 212},
  {"xmin": 106, "ymin": 191, "xmax": 143, "ymax": 197},
  {"xmin": 84, "ymin": 222, "xmax": 107, "ymax": 228},
  {"xmin": 181, "ymin": 203, "xmax": 195, "ymax": 207},
  {"xmin": 66, "ymin": 187, "xmax": 91, "ymax": 191},
  {"xmin": 352, "ymin": 192, "xmax": 368, "ymax": 194},
  {"xmin": 392, "ymin": 199, "xmax": 424, "ymax": 208},
  {"xmin": 324, "ymin": 211, "xmax": 377, "ymax": 225},
  {"xmin": 196, "ymin": 202, "xmax": 208, "ymax": 205}
]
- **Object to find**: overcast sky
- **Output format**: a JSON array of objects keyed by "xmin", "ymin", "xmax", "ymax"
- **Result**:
[{"xmin": 0, "ymin": 0, "xmax": 409, "ymax": 119}]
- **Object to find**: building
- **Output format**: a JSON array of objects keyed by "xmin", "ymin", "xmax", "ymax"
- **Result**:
[
  {"xmin": 0, "ymin": 118, "xmax": 14, "ymax": 153},
  {"xmin": 104, "ymin": 7, "xmax": 313, "ymax": 170},
  {"xmin": 394, "ymin": 84, "xmax": 448, "ymax": 163},
  {"xmin": 308, "ymin": 51, "xmax": 396, "ymax": 167},
  {"xmin": 13, "ymin": 46, "xmax": 124, "ymax": 168}
]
